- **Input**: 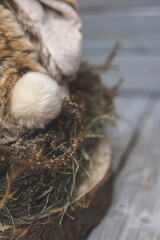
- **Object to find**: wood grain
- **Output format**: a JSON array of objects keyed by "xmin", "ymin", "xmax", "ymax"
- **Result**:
[
  {"xmin": 105, "ymin": 97, "xmax": 149, "ymax": 171},
  {"xmin": 78, "ymin": 0, "xmax": 160, "ymax": 8},
  {"xmin": 82, "ymin": 15, "xmax": 160, "ymax": 56},
  {"xmin": 82, "ymin": 57, "xmax": 160, "ymax": 92},
  {"xmin": 89, "ymin": 99, "xmax": 160, "ymax": 240},
  {"xmin": 81, "ymin": 14, "xmax": 160, "ymax": 92},
  {"xmin": 77, "ymin": 0, "xmax": 160, "ymax": 239}
]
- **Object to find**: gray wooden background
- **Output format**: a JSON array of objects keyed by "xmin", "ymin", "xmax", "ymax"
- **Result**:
[{"xmin": 77, "ymin": 0, "xmax": 160, "ymax": 239}]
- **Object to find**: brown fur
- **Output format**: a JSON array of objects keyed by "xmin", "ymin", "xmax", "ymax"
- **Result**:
[
  {"xmin": 0, "ymin": 4, "xmax": 46, "ymax": 142},
  {"xmin": 1, "ymin": 0, "xmax": 61, "ymax": 80}
]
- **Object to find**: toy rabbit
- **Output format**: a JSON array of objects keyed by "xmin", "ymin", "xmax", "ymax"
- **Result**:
[
  {"xmin": 0, "ymin": 0, "xmax": 81, "ymax": 143},
  {"xmin": 0, "ymin": 1, "xmax": 71, "ymax": 143}
]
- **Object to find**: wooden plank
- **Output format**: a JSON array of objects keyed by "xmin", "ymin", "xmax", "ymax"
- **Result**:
[
  {"xmin": 88, "ymin": 99, "xmax": 160, "ymax": 240},
  {"xmin": 78, "ymin": 0, "xmax": 160, "ymax": 8},
  {"xmin": 103, "ymin": 57, "xmax": 160, "ymax": 92},
  {"xmin": 83, "ymin": 47, "xmax": 160, "ymax": 58},
  {"xmin": 106, "ymin": 97, "xmax": 149, "ymax": 171},
  {"xmin": 80, "ymin": 5, "xmax": 160, "ymax": 92},
  {"xmin": 84, "ymin": 57, "xmax": 160, "ymax": 92},
  {"xmin": 81, "ymin": 15, "xmax": 160, "ymax": 56},
  {"xmin": 79, "ymin": 4, "xmax": 160, "ymax": 17}
]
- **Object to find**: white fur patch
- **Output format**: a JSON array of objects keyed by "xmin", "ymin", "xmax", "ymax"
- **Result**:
[{"xmin": 11, "ymin": 72, "xmax": 65, "ymax": 129}]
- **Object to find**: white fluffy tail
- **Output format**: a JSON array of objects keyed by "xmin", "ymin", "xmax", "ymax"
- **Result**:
[{"xmin": 11, "ymin": 72, "xmax": 67, "ymax": 129}]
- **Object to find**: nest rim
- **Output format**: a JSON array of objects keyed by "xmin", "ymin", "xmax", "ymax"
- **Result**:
[{"xmin": 0, "ymin": 138, "xmax": 111, "ymax": 232}]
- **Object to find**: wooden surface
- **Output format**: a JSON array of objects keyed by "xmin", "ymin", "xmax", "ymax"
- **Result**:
[{"xmin": 77, "ymin": 0, "xmax": 160, "ymax": 239}]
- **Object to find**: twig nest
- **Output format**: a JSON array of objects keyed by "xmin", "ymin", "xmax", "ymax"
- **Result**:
[
  {"xmin": 0, "ymin": 54, "xmax": 119, "ymax": 239},
  {"xmin": 11, "ymin": 72, "xmax": 68, "ymax": 129}
]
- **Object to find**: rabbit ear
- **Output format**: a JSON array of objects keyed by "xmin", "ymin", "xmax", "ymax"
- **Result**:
[{"xmin": 1, "ymin": 0, "xmax": 61, "ymax": 81}]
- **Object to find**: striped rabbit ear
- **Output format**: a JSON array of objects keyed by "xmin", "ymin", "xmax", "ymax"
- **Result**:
[
  {"xmin": 59, "ymin": 0, "xmax": 77, "ymax": 10},
  {"xmin": 1, "ymin": 0, "xmax": 60, "ymax": 81}
]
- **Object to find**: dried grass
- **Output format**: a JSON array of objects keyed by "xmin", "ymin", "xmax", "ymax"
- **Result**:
[{"xmin": 0, "ymin": 43, "xmax": 119, "ymax": 227}]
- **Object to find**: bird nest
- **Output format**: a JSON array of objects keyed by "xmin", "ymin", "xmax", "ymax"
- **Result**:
[{"xmin": 0, "ymin": 44, "xmax": 119, "ymax": 228}]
